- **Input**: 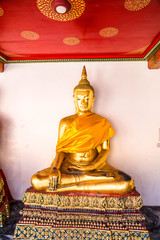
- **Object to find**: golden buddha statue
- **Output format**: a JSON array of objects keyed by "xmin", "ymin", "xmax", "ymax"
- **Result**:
[{"xmin": 31, "ymin": 66, "xmax": 134, "ymax": 194}]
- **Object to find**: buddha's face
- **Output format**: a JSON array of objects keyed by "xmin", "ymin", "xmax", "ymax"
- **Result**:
[{"xmin": 73, "ymin": 90, "xmax": 95, "ymax": 113}]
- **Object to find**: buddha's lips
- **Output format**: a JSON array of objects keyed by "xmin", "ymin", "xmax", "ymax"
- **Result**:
[
  {"xmin": 80, "ymin": 104, "xmax": 88, "ymax": 109},
  {"xmin": 81, "ymin": 105, "xmax": 87, "ymax": 109}
]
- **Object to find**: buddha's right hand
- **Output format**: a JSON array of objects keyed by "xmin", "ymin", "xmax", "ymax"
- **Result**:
[{"xmin": 49, "ymin": 168, "xmax": 61, "ymax": 191}]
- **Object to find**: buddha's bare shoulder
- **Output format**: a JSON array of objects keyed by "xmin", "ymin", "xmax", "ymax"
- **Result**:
[{"xmin": 59, "ymin": 114, "xmax": 77, "ymax": 129}]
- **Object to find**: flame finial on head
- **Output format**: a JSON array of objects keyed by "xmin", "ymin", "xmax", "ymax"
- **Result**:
[
  {"xmin": 81, "ymin": 65, "xmax": 87, "ymax": 80},
  {"xmin": 74, "ymin": 66, "xmax": 95, "ymax": 95}
]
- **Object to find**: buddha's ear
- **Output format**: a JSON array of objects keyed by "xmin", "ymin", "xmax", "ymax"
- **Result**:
[
  {"xmin": 92, "ymin": 96, "xmax": 95, "ymax": 105},
  {"xmin": 73, "ymin": 95, "xmax": 77, "ymax": 113},
  {"xmin": 73, "ymin": 95, "xmax": 77, "ymax": 103}
]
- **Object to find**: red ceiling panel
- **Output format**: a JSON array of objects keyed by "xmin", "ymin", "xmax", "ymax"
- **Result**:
[{"xmin": 0, "ymin": 0, "xmax": 160, "ymax": 62}]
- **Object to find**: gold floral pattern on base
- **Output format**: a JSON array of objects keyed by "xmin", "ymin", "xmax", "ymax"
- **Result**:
[
  {"xmin": 15, "ymin": 204, "xmax": 150, "ymax": 238},
  {"xmin": 37, "ymin": 0, "xmax": 85, "ymax": 22},
  {"xmin": 14, "ymin": 223, "xmax": 150, "ymax": 239},
  {"xmin": 99, "ymin": 27, "xmax": 119, "ymax": 38},
  {"xmin": 21, "ymin": 207, "xmax": 146, "ymax": 223},
  {"xmin": 63, "ymin": 37, "xmax": 80, "ymax": 45},
  {"xmin": 14, "ymin": 226, "xmax": 113, "ymax": 240},
  {"xmin": 14, "ymin": 188, "xmax": 150, "ymax": 239},
  {"xmin": 21, "ymin": 31, "xmax": 39, "ymax": 40},
  {"xmin": 22, "ymin": 189, "xmax": 143, "ymax": 211},
  {"xmin": 124, "ymin": 0, "xmax": 151, "ymax": 11}
]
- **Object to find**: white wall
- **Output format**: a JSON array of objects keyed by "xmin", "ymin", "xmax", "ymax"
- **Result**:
[{"xmin": 0, "ymin": 61, "xmax": 159, "ymax": 205}]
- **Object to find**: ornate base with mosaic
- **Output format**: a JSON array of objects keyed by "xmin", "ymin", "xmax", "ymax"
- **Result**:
[
  {"xmin": 0, "ymin": 171, "xmax": 10, "ymax": 227},
  {"xmin": 13, "ymin": 187, "xmax": 150, "ymax": 239}
]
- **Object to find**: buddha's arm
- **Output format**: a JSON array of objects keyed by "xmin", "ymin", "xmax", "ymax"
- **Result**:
[
  {"xmin": 49, "ymin": 118, "xmax": 68, "ymax": 190},
  {"xmin": 69, "ymin": 140, "xmax": 110, "ymax": 172},
  {"xmin": 49, "ymin": 152, "xmax": 65, "ymax": 191},
  {"xmin": 50, "ymin": 118, "xmax": 67, "ymax": 170},
  {"xmin": 50, "ymin": 152, "xmax": 65, "ymax": 169}
]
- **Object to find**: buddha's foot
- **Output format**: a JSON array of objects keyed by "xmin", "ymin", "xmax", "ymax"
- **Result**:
[
  {"xmin": 87, "ymin": 170, "xmax": 115, "ymax": 179},
  {"xmin": 54, "ymin": 177, "xmax": 134, "ymax": 194}
]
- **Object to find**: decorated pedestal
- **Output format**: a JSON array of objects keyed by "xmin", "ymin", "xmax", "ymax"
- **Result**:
[
  {"xmin": 0, "ymin": 170, "xmax": 10, "ymax": 227},
  {"xmin": 14, "ymin": 187, "xmax": 150, "ymax": 239}
]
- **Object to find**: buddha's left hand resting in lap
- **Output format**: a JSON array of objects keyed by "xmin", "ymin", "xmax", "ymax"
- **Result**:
[{"xmin": 31, "ymin": 66, "xmax": 134, "ymax": 194}]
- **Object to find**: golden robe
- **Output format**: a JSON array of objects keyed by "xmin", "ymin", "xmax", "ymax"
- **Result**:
[{"xmin": 56, "ymin": 112, "xmax": 115, "ymax": 153}]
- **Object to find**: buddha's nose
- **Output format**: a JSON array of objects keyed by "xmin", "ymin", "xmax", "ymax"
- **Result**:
[{"xmin": 81, "ymin": 98, "xmax": 86, "ymax": 104}]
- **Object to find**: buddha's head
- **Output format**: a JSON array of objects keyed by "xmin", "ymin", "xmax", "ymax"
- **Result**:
[{"xmin": 73, "ymin": 66, "xmax": 95, "ymax": 114}]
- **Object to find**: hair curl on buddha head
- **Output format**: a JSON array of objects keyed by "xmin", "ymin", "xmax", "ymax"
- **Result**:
[{"xmin": 74, "ymin": 66, "xmax": 95, "ymax": 95}]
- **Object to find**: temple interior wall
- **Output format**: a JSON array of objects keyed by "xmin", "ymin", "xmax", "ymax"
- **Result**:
[{"xmin": 0, "ymin": 61, "xmax": 159, "ymax": 205}]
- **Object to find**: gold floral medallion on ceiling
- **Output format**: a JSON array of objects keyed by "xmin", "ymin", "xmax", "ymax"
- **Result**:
[
  {"xmin": 37, "ymin": 0, "xmax": 85, "ymax": 22},
  {"xmin": 99, "ymin": 27, "xmax": 119, "ymax": 38},
  {"xmin": 63, "ymin": 37, "xmax": 80, "ymax": 45},
  {"xmin": 124, "ymin": 0, "xmax": 151, "ymax": 11},
  {"xmin": 21, "ymin": 31, "xmax": 40, "ymax": 40},
  {"xmin": 0, "ymin": 7, "xmax": 4, "ymax": 16}
]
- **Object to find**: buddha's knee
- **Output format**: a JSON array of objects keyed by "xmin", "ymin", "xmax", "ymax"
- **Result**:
[
  {"xmin": 31, "ymin": 174, "xmax": 41, "ymax": 191},
  {"xmin": 117, "ymin": 170, "xmax": 133, "ymax": 181},
  {"xmin": 118, "ymin": 177, "xmax": 134, "ymax": 194},
  {"xmin": 31, "ymin": 173, "xmax": 49, "ymax": 191}
]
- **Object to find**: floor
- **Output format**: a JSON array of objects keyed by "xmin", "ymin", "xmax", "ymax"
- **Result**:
[{"xmin": 0, "ymin": 201, "xmax": 159, "ymax": 240}]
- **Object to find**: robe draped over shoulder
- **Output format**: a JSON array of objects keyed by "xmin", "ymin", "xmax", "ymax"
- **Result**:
[{"xmin": 56, "ymin": 112, "xmax": 115, "ymax": 153}]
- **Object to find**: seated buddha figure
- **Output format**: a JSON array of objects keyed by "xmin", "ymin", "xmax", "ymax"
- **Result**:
[{"xmin": 31, "ymin": 66, "xmax": 134, "ymax": 194}]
